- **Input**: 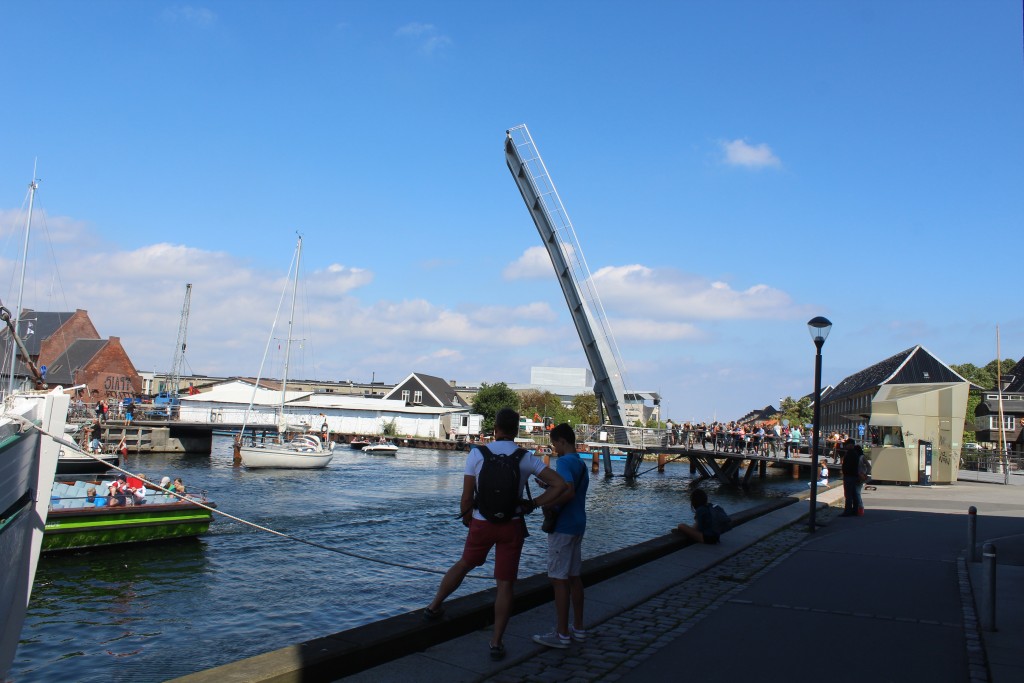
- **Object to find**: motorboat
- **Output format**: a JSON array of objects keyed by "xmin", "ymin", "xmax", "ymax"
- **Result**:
[{"xmin": 362, "ymin": 440, "xmax": 399, "ymax": 455}]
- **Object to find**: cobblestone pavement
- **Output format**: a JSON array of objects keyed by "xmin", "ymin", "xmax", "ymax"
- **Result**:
[{"xmin": 484, "ymin": 508, "xmax": 840, "ymax": 683}]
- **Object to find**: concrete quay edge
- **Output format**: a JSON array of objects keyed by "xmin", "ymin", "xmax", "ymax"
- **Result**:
[{"xmin": 169, "ymin": 486, "xmax": 842, "ymax": 683}]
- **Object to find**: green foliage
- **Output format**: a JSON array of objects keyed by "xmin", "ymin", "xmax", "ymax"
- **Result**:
[
  {"xmin": 778, "ymin": 396, "xmax": 813, "ymax": 427},
  {"xmin": 951, "ymin": 358, "xmax": 1017, "ymax": 443},
  {"xmin": 645, "ymin": 416, "xmax": 662, "ymax": 429},
  {"xmin": 951, "ymin": 359, "xmax": 1018, "ymax": 390},
  {"xmin": 471, "ymin": 382, "xmax": 522, "ymax": 433},
  {"xmin": 569, "ymin": 393, "xmax": 599, "ymax": 425},
  {"xmin": 381, "ymin": 418, "xmax": 398, "ymax": 437},
  {"xmin": 519, "ymin": 390, "xmax": 565, "ymax": 423}
]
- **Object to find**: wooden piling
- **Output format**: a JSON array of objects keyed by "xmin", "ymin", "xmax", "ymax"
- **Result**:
[
  {"xmin": 591, "ymin": 452, "xmax": 600, "ymax": 473},
  {"xmin": 658, "ymin": 453, "xmax": 667, "ymax": 473}
]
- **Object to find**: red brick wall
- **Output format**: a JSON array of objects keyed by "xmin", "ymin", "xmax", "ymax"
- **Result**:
[
  {"xmin": 38, "ymin": 310, "xmax": 100, "ymax": 367},
  {"xmin": 78, "ymin": 337, "xmax": 142, "ymax": 402}
]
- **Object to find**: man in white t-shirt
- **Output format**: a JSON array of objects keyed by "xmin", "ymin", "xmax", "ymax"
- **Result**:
[{"xmin": 424, "ymin": 408, "xmax": 567, "ymax": 661}]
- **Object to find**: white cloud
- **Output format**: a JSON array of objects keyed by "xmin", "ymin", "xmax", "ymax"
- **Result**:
[
  {"xmin": 395, "ymin": 22, "xmax": 452, "ymax": 55},
  {"xmin": 721, "ymin": 139, "xmax": 781, "ymax": 168},
  {"xmin": 161, "ymin": 5, "xmax": 217, "ymax": 27},
  {"xmin": 591, "ymin": 264, "xmax": 802, "ymax": 320},
  {"xmin": 605, "ymin": 318, "xmax": 704, "ymax": 342},
  {"xmin": 0, "ymin": 208, "xmax": 88, "ymax": 244},
  {"xmin": 503, "ymin": 245, "xmax": 558, "ymax": 280}
]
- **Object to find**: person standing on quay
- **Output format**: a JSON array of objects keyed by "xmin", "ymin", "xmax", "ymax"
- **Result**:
[
  {"xmin": 423, "ymin": 408, "xmax": 567, "ymax": 661},
  {"xmin": 841, "ymin": 438, "xmax": 866, "ymax": 516},
  {"xmin": 533, "ymin": 423, "xmax": 590, "ymax": 649}
]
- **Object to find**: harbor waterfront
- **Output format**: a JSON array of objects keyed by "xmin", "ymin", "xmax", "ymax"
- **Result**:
[{"xmin": 13, "ymin": 437, "xmax": 809, "ymax": 682}]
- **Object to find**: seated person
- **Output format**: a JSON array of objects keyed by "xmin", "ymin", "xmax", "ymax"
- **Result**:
[
  {"xmin": 671, "ymin": 489, "xmax": 721, "ymax": 545},
  {"xmin": 107, "ymin": 483, "xmax": 126, "ymax": 507},
  {"xmin": 171, "ymin": 478, "xmax": 186, "ymax": 494}
]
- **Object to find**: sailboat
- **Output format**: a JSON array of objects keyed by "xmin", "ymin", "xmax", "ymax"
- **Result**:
[
  {"xmin": 237, "ymin": 236, "xmax": 334, "ymax": 469},
  {"xmin": 1, "ymin": 174, "xmax": 73, "ymax": 677}
]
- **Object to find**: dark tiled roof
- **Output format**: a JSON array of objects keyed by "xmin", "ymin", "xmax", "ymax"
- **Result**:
[
  {"xmin": 1003, "ymin": 357, "xmax": 1024, "ymax": 392},
  {"xmin": 826, "ymin": 347, "xmax": 916, "ymax": 402},
  {"xmin": 2, "ymin": 310, "xmax": 78, "ymax": 356},
  {"xmin": 415, "ymin": 373, "xmax": 469, "ymax": 408},
  {"xmin": 43, "ymin": 339, "xmax": 107, "ymax": 384},
  {"xmin": 827, "ymin": 346, "xmax": 966, "ymax": 403}
]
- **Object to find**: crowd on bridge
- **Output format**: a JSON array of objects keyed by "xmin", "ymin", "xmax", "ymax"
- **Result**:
[{"xmin": 663, "ymin": 421, "xmax": 855, "ymax": 463}]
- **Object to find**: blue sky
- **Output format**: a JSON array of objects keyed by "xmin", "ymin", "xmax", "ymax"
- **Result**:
[{"xmin": 1, "ymin": 1, "xmax": 1022, "ymax": 421}]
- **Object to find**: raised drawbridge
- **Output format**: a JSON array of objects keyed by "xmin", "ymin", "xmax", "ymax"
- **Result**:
[{"xmin": 505, "ymin": 124, "xmax": 644, "ymax": 478}]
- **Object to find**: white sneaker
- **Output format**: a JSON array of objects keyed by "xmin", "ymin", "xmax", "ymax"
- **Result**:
[
  {"xmin": 570, "ymin": 625, "xmax": 588, "ymax": 641},
  {"xmin": 532, "ymin": 630, "xmax": 570, "ymax": 649}
]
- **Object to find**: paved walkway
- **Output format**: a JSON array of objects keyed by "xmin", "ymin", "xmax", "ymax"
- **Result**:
[{"xmin": 343, "ymin": 481, "xmax": 1024, "ymax": 683}]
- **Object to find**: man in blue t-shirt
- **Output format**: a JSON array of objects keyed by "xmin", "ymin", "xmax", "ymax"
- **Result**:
[{"xmin": 533, "ymin": 423, "xmax": 590, "ymax": 649}]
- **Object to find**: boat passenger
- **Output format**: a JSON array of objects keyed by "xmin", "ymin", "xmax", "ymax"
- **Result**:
[
  {"xmin": 108, "ymin": 483, "xmax": 126, "ymax": 507},
  {"xmin": 160, "ymin": 476, "xmax": 172, "ymax": 490},
  {"xmin": 85, "ymin": 486, "xmax": 97, "ymax": 504},
  {"xmin": 172, "ymin": 478, "xmax": 186, "ymax": 494}
]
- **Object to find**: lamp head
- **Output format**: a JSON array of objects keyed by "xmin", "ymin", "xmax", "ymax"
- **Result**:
[{"xmin": 807, "ymin": 316, "xmax": 832, "ymax": 347}]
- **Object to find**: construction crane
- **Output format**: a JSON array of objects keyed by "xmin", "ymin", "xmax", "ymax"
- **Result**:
[
  {"xmin": 505, "ymin": 124, "xmax": 642, "ymax": 477},
  {"xmin": 168, "ymin": 283, "xmax": 192, "ymax": 397}
]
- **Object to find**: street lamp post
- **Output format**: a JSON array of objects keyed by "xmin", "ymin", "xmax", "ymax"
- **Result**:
[{"xmin": 807, "ymin": 316, "xmax": 832, "ymax": 533}]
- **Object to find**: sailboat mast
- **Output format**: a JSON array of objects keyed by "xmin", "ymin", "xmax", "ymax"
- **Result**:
[
  {"xmin": 279, "ymin": 236, "xmax": 301, "ymax": 423},
  {"xmin": 6, "ymin": 174, "xmax": 38, "ymax": 397}
]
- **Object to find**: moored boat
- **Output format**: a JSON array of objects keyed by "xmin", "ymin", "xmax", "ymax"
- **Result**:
[
  {"xmin": 43, "ymin": 479, "xmax": 216, "ymax": 551},
  {"xmin": 0, "ymin": 385, "xmax": 71, "ymax": 677}
]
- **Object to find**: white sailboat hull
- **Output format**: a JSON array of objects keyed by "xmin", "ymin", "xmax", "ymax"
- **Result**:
[
  {"xmin": 1, "ymin": 388, "xmax": 71, "ymax": 677},
  {"xmin": 239, "ymin": 445, "xmax": 333, "ymax": 469}
]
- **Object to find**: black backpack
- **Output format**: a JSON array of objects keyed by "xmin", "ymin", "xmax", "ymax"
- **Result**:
[{"xmin": 474, "ymin": 445, "xmax": 527, "ymax": 523}]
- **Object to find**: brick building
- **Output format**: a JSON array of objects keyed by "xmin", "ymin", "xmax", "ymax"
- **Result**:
[{"xmin": 4, "ymin": 309, "xmax": 142, "ymax": 402}]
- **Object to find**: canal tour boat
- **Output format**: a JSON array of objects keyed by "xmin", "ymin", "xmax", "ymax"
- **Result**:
[
  {"xmin": 237, "ymin": 236, "xmax": 334, "ymax": 470},
  {"xmin": 43, "ymin": 479, "xmax": 216, "ymax": 552}
]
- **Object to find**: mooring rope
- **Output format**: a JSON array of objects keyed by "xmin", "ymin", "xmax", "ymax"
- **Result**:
[
  {"xmin": 15, "ymin": 415, "xmax": 494, "ymax": 581},
  {"xmin": 633, "ymin": 452, "xmax": 689, "ymax": 477}
]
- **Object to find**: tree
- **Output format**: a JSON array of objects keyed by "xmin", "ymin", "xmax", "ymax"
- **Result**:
[
  {"xmin": 471, "ymin": 382, "xmax": 522, "ymax": 433},
  {"xmin": 951, "ymin": 358, "xmax": 1018, "ymax": 443},
  {"xmin": 569, "ymin": 393, "xmax": 599, "ymax": 425},
  {"xmin": 519, "ymin": 390, "xmax": 564, "ymax": 422},
  {"xmin": 778, "ymin": 396, "xmax": 813, "ymax": 427}
]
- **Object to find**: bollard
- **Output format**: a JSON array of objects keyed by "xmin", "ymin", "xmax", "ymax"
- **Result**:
[
  {"xmin": 982, "ymin": 542, "xmax": 997, "ymax": 631},
  {"xmin": 591, "ymin": 452, "xmax": 600, "ymax": 474},
  {"xmin": 658, "ymin": 453, "xmax": 666, "ymax": 473},
  {"xmin": 967, "ymin": 506, "xmax": 978, "ymax": 563}
]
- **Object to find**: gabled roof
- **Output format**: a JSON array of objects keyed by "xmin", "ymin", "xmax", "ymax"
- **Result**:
[
  {"xmin": 826, "ymin": 345, "xmax": 968, "ymax": 403},
  {"xmin": 383, "ymin": 372, "xmax": 468, "ymax": 408},
  {"xmin": 1002, "ymin": 357, "xmax": 1024, "ymax": 393},
  {"xmin": 42, "ymin": 339, "xmax": 108, "ymax": 384},
  {"xmin": 3, "ymin": 310, "xmax": 78, "ymax": 356}
]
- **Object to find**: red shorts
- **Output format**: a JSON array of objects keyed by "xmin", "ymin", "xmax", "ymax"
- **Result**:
[{"xmin": 461, "ymin": 518, "xmax": 526, "ymax": 582}]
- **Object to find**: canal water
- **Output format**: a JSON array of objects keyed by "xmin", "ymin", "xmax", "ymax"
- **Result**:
[{"xmin": 13, "ymin": 437, "xmax": 808, "ymax": 682}]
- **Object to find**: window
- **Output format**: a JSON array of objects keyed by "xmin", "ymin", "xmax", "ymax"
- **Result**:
[
  {"xmin": 401, "ymin": 390, "xmax": 410, "ymax": 402},
  {"xmin": 413, "ymin": 390, "xmax": 423, "ymax": 404},
  {"xmin": 988, "ymin": 416, "xmax": 1016, "ymax": 431}
]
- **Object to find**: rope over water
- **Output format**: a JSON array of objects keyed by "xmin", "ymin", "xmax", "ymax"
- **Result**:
[{"xmin": 14, "ymin": 414, "xmax": 493, "ymax": 581}]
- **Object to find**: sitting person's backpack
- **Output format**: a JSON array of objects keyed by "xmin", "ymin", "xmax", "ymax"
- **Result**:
[
  {"xmin": 710, "ymin": 504, "xmax": 732, "ymax": 535},
  {"xmin": 474, "ymin": 445, "xmax": 527, "ymax": 523}
]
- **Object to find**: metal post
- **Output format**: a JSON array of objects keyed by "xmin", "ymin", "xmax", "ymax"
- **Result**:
[
  {"xmin": 982, "ymin": 542, "xmax": 997, "ymax": 631},
  {"xmin": 809, "ymin": 339, "xmax": 824, "ymax": 532},
  {"xmin": 967, "ymin": 506, "xmax": 978, "ymax": 562}
]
